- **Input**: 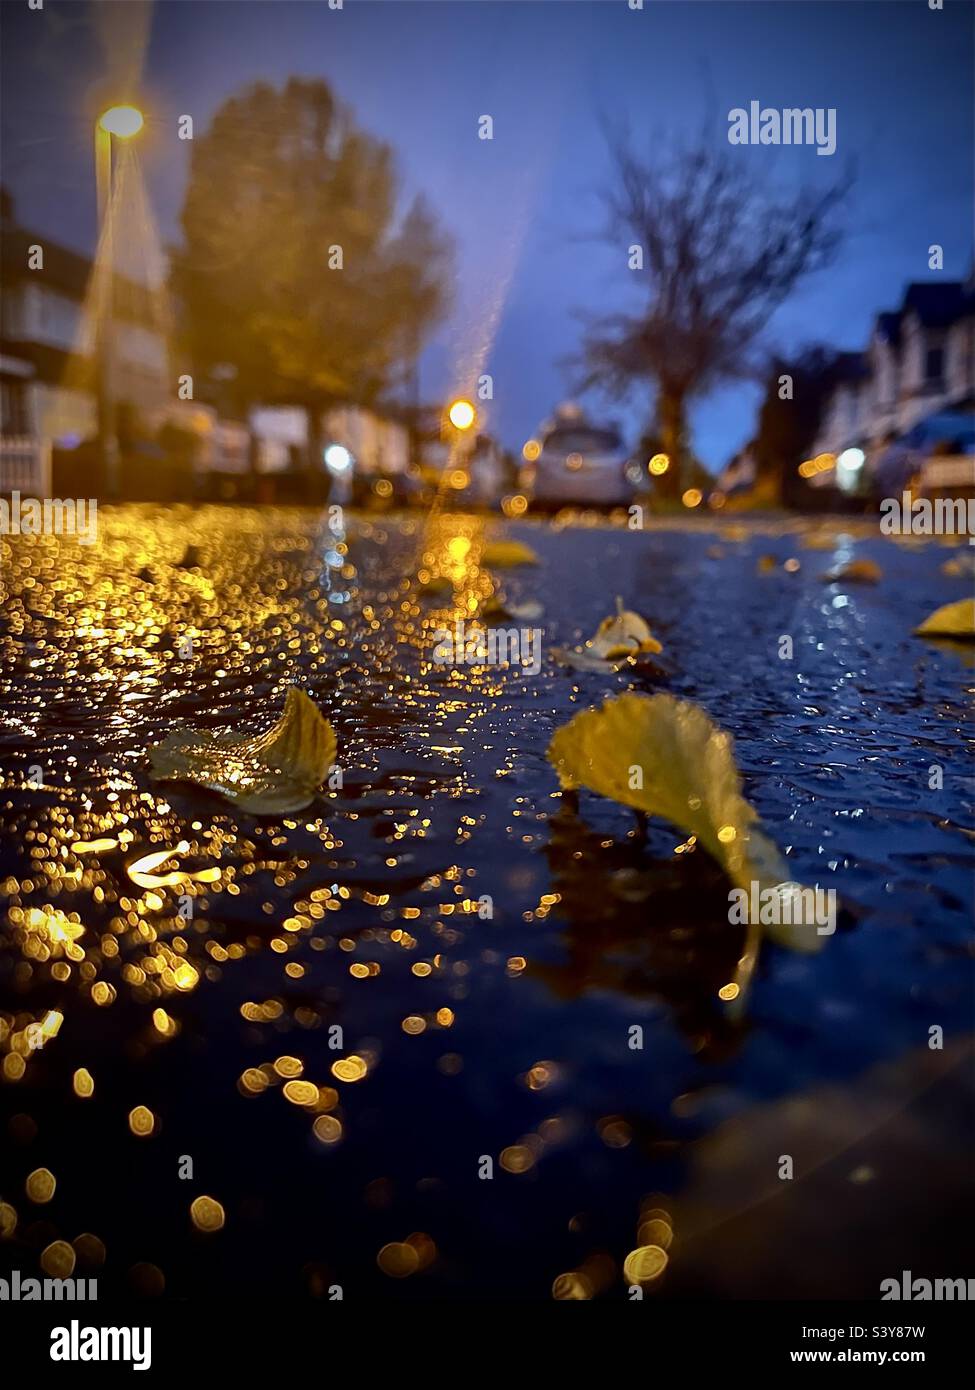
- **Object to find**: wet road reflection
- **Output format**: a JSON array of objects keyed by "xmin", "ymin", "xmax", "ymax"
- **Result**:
[{"xmin": 0, "ymin": 505, "xmax": 972, "ymax": 1298}]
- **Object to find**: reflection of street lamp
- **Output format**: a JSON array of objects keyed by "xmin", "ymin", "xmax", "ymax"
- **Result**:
[{"xmin": 94, "ymin": 104, "xmax": 144, "ymax": 496}]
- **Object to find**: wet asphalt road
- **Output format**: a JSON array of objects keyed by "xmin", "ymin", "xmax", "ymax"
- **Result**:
[{"xmin": 0, "ymin": 504, "xmax": 972, "ymax": 1299}]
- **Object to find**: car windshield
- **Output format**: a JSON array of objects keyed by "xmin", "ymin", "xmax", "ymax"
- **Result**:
[{"xmin": 544, "ymin": 428, "xmax": 621, "ymax": 454}]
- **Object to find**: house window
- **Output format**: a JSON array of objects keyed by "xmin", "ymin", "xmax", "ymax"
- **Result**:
[
  {"xmin": 925, "ymin": 347, "xmax": 944, "ymax": 383},
  {"xmin": 1, "ymin": 380, "xmax": 30, "ymax": 434}
]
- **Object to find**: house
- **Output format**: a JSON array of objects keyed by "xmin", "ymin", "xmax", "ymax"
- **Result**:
[
  {"xmin": 811, "ymin": 352, "xmax": 871, "ymax": 457},
  {"xmin": 811, "ymin": 278, "xmax": 975, "ymax": 474},
  {"xmin": 246, "ymin": 403, "xmax": 410, "ymax": 476},
  {"xmin": 1, "ymin": 189, "xmax": 170, "ymax": 461}
]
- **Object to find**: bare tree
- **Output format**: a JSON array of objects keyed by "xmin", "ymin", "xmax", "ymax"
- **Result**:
[{"xmin": 578, "ymin": 128, "xmax": 851, "ymax": 495}]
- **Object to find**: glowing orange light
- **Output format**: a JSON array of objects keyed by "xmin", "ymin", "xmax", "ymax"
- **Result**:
[
  {"xmin": 649, "ymin": 454, "xmax": 670, "ymax": 476},
  {"xmin": 682, "ymin": 488, "xmax": 703, "ymax": 508},
  {"xmin": 448, "ymin": 399, "xmax": 476, "ymax": 431},
  {"xmin": 522, "ymin": 439, "xmax": 541, "ymax": 462}
]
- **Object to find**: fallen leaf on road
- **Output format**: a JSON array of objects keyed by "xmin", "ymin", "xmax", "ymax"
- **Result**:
[
  {"xmin": 547, "ymin": 692, "xmax": 822, "ymax": 954},
  {"xmin": 481, "ymin": 539, "xmax": 539, "ymax": 568},
  {"xmin": 552, "ymin": 599, "xmax": 663, "ymax": 672},
  {"xmin": 822, "ymin": 559, "xmax": 882, "ymax": 584},
  {"xmin": 149, "ymin": 688, "xmax": 336, "ymax": 814},
  {"xmin": 417, "ymin": 574, "xmax": 452, "ymax": 595},
  {"xmin": 941, "ymin": 553, "xmax": 975, "ymax": 578},
  {"xmin": 589, "ymin": 598, "xmax": 663, "ymax": 660},
  {"xmin": 482, "ymin": 593, "xmax": 544, "ymax": 622},
  {"xmin": 914, "ymin": 596, "xmax": 975, "ymax": 639}
]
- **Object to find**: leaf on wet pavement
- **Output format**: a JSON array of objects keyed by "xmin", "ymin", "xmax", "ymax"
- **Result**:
[
  {"xmin": 480, "ymin": 538, "xmax": 539, "ymax": 568},
  {"xmin": 482, "ymin": 593, "xmax": 544, "ymax": 622},
  {"xmin": 148, "ymin": 688, "xmax": 337, "ymax": 814},
  {"xmin": 941, "ymin": 553, "xmax": 975, "ymax": 578},
  {"xmin": 822, "ymin": 558, "xmax": 882, "ymax": 583},
  {"xmin": 589, "ymin": 598, "xmax": 663, "ymax": 659},
  {"xmin": 552, "ymin": 598, "xmax": 663, "ymax": 672},
  {"xmin": 547, "ymin": 692, "xmax": 822, "ymax": 952},
  {"xmin": 914, "ymin": 595, "xmax": 975, "ymax": 639}
]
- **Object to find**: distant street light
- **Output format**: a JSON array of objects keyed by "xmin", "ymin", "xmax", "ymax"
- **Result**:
[
  {"xmin": 94, "ymin": 104, "xmax": 145, "ymax": 497},
  {"xmin": 448, "ymin": 399, "xmax": 476, "ymax": 432},
  {"xmin": 324, "ymin": 444, "xmax": 353, "ymax": 474}
]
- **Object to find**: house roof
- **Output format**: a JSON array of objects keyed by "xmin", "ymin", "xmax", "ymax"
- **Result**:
[
  {"xmin": 834, "ymin": 350, "xmax": 869, "ymax": 381},
  {"xmin": 872, "ymin": 282, "xmax": 973, "ymax": 350},
  {"xmin": 875, "ymin": 311, "xmax": 902, "ymax": 347},
  {"xmin": 901, "ymin": 281, "xmax": 973, "ymax": 328}
]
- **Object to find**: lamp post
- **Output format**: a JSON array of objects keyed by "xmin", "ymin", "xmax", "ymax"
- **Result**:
[
  {"xmin": 94, "ymin": 105, "xmax": 144, "ymax": 497},
  {"xmin": 447, "ymin": 398, "xmax": 476, "ymax": 433}
]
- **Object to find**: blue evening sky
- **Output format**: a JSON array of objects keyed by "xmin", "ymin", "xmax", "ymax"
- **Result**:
[{"xmin": 2, "ymin": 0, "xmax": 971, "ymax": 468}]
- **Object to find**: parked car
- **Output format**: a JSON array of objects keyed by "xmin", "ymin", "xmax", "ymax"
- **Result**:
[
  {"xmin": 873, "ymin": 410, "xmax": 975, "ymax": 500},
  {"xmin": 522, "ymin": 418, "xmax": 633, "ymax": 509}
]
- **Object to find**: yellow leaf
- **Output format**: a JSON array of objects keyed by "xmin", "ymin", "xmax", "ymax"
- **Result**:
[
  {"xmin": 418, "ymin": 574, "xmax": 452, "ymax": 594},
  {"xmin": 822, "ymin": 559, "xmax": 882, "ymax": 583},
  {"xmin": 480, "ymin": 539, "xmax": 539, "ymax": 568},
  {"xmin": 149, "ymin": 688, "xmax": 337, "ymax": 814},
  {"xmin": 552, "ymin": 599, "xmax": 662, "ymax": 671},
  {"xmin": 482, "ymin": 593, "xmax": 544, "ymax": 622},
  {"xmin": 941, "ymin": 554, "xmax": 975, "ymax": 578},
  {"xmin": 547, "ymin": 692, "xmax": 821, "ymax": 952},
  {"xmin": 914, "ymin": 596, "xmax": 975, "ymax": 639},
  {"xmin": 589, "ymin": 597, "xmax": 662, "ymax": 659}
]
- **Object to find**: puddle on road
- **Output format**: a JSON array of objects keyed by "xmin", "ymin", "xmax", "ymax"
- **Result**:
[{"xmin": 0, "ymin": 504, "xmax": 971, "ymax": 1298}]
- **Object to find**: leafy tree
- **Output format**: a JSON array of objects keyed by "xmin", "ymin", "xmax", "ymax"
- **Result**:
[
  {"xmin": 577, "ymin": 128, "xmax": 850, "ymax": 496},
  {"xmin": 171, "ymin": 79, "xmax": 452, "ymax": 464}
]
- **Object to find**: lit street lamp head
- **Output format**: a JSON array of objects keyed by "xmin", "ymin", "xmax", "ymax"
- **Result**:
[
  {"xmin": 448, "ymin": 399, "xmax": 476, "ymax": 432},
  {"xmin": 98, "ymin": 105, "xmax": 145, "ymax": 138}
]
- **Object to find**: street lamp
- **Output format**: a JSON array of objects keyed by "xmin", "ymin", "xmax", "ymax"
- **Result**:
[
  {"xmin": 94, "ymin": 104, "xmax": 144, "ymax": 497},
  {"xmin": 99, "ymin": 105, "xmax": 145, "ymax": 138},
  {"xmin": 447, "ymin": 399, "xmax": 476, "ymax": 432}
]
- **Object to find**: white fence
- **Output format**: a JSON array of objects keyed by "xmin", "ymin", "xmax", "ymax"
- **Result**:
[{"xmin": 0, "ymin": 436, "xmax": 52, "ymax": 495}]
